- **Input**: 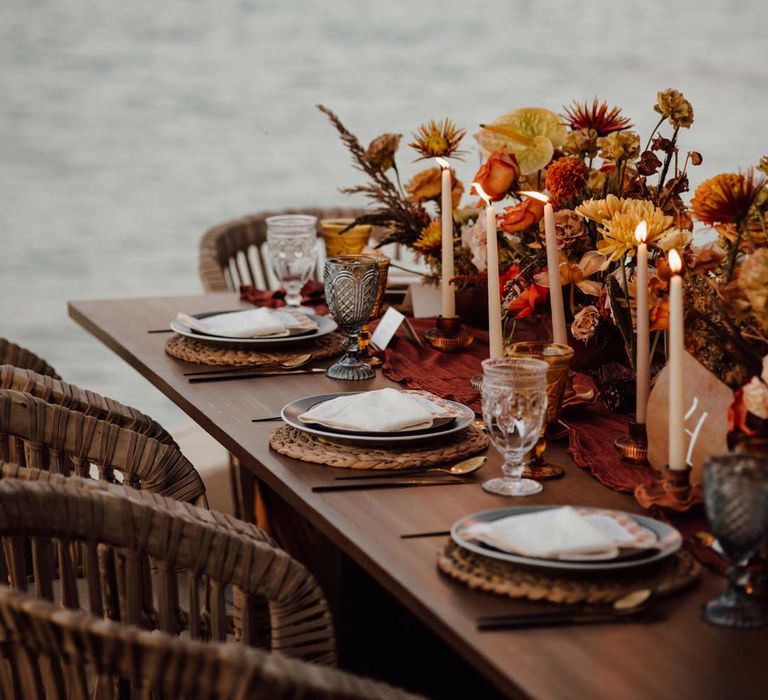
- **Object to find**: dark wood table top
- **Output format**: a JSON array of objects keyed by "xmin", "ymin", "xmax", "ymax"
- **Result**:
[{"xmin": 69, "ymin": 293, "xmax": 767, "ymax": 700}]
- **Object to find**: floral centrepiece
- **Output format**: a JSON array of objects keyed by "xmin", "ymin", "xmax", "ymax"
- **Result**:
[{"xmin": 320, "ymin": 93, "xmax": 768, "ymax": 431}]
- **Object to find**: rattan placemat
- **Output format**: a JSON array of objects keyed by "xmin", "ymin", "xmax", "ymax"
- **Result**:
[
  {"xmin": 165, "ymin": 333, "xmax": 345, "ymax": 367},
  {"xmin": 269, "ymin": 424, "xmax": 489, "ymax": 470},
  {"xmin": 438, "ymin": 540, "xmax": 700, "ymax": 605}
]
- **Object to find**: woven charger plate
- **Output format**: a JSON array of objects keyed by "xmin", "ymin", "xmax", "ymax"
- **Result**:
[
  {"xmin": 165, "ymin": 333, "xmax": 345, "ymax": 367},
  {"xmin": 269, "ymin": 424, "xmax": 489, "ymax": 470},
  {"xmin": 438, "ymin": 540, "xmax": 700, "ymax": 605}
]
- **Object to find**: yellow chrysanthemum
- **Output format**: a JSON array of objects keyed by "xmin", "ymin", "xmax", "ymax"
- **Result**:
[
  {"xmin": 413, "ymin": 219, "xmax": 443, "ymax": 255},
  {"xmin": 588, "ymin": 199, "xmax": 674, "ymax": 261},
  {"xmin": 476, "ymin": 108, "xmax": 567, "ymax": 175},
  {"xmin": 575, "ymin": 194, "xmax": 630, "ymax": 225}
]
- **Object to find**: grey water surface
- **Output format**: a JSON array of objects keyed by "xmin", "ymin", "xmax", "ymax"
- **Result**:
[{"xmin": 1, "ymin": 0, "xmax": 766, "ymax": 425}]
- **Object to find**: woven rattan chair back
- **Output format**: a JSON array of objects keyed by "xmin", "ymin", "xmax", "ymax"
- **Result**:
[
  {"xmin": 0, "ymin": 337, "xmax": 59, "ymax": 379},
  {"xmin": 0, "ymin": 365, "xmax": 173, "ymax": 446},
  {"xmin": 198, "ymin": 207, "xmax": 364, "ymax": 293},
  {"xmin": 0, "ymin": 586, "xmax": 415, "ymax": 700},
  {"xmin": 0, "ymin": 474, "xmax": 374, "ymax": 699},
  {"xmin": 0, "ymin": 389, "xmax": 205, "ymax": 505}
]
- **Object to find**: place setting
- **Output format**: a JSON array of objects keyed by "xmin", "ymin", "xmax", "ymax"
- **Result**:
[{"xmin": 269, "ymin": 386, "xmax": 489, "ymax": 491}]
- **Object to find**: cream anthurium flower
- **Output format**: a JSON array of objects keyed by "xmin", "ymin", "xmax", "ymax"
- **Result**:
[{"xmin": 476, "ymin": 108, "xmax": 567, "ymax": 175}]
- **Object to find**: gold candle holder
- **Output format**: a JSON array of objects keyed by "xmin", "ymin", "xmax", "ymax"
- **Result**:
[
  {"xmin": 424, "ymin": 316, "xmax": 474, "ymax": 352},
  {"xmin": 614, "ymin": 421, "xmax": 649, "ymax": 465},
  {"xmin": 320, "ymin": 218, "xmax": 372, "ymax": 256},
  {"xmin": 507, "ymin": 342, "xmax": 574, "ymax": 480},
  {"xmin": 634, "ymin": 466, "xmax": 703, "ymax": 512}
]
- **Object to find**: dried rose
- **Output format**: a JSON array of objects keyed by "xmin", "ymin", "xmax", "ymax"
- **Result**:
[
  {"xmin": 738, "ymin": 248, "xmax": 768, "ymax": 317},
  {"xmin": 472, "ymin": 150, "xmax": 521, "ymax": 201},
  {"xmin": 654, "ymin": 89, "xmax": 694, "ymax": 129},
  {"xmin": 538, "ymin": 209, "xmax": 589, "ymax": 250},
  {"xmin": 597, "ymin": 131, "xmax": 640, "ymax": 162},
  {"xmin": 743, "ymin": 375, "xmax": 768, "ymax": 419},
  {"xmin": 758, "ymin": 156, "xmax": 768, "ymax": 177},
  {"xmin": 364, "ymin": 133, "xmax": 401, "ymax": 172},
  {"xmin": 562, "ymin": 128, "xmax": 598, "ymax": 158},
  {"xmin": 498, "ymin": 198, "xmax": 545, "ymax": 234},
  {"xmin": 571, "ymin": 305, "xmax": 601, "ymax": 341}
]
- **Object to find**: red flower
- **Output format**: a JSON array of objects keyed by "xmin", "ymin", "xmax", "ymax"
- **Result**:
[
  {"xmin": 507, "ymin": 278, "xmax": 549, "ymax": 319},
  {"xmin": 499, "ymin": 264, "xmax": 521, "ymax": 298}
]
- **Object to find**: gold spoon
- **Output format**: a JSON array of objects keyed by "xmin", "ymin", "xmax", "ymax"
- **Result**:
[{"xmin": 335, "ymin": 456, "xmax": 487, "ymax": 480}]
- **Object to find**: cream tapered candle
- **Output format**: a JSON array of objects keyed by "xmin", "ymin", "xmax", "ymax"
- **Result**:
[
  {"xmin": 635, "ymin": 222, "xmax": 650, "ymax": 423},
  {"xmin": 520, "ymin": 192, "xmax": 567, "ymax": 345},
  {"xmin": 436, "ymin": 158, "xmax": 455, "ymax": 318},
  {"xmin": 473, "ymin": 183, "xmax": 503, "ymax": 359},
  {"xmin": 667, "ymin": 249, "xmax": 685, "ymax": 470},
  {"xmin": 543, "ymin": 201, "xmax": 568, "ymax": 345}
]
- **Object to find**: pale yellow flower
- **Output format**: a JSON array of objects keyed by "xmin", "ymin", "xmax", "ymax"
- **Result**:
[
  {"xmin": 476, "ymin": 107, "xmax": 567, "ymax": 175},
  {"xmin": 576, "ymin": 197, "xmax": 673, "ymax": 261},
  {"xmin": 655, "ymin": 227, "xmax": 693, "ymax": 252},
  {"xmin": 597, "ymin": 131, "xmax": 640, "ymax": 162}
]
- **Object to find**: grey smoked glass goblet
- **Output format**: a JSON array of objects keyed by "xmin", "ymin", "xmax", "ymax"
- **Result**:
[
  {"xmin": 323, "ymin": 255, "xmax": 380, "ymax": 381},
  {"xmin": 702, "ymin": 453, "xmax": 768, "ymax": 628}
]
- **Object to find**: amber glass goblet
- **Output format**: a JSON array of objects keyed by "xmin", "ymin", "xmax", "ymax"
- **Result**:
[
  {"xmin": 357, "ymin": 256, "xmax": 390, "ymax": 356},
  {"xmin": 507, "ymin": 342, "xmax": 574, "ymax": 479}
]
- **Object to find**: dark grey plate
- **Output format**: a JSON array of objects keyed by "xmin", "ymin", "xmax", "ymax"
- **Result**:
[
  {"xmin": 170, "ymin": 309, "xmax": 337, "ymax": 348},
  {"xmin": 281, "ymin": 392, "xmax": 474, "ymax": 446},
  {"xmin": 451, "ymin": 505, "xmax": 682, "ymax": 572}
]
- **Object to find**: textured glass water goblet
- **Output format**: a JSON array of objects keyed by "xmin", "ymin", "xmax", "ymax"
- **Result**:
[
  {"xmin": 702, "ymin": 453, "xmax": 768, "ymax": 628},
  {"xmin": 323, "ymin": 255, "xmax": 380, "ymax": 380},
  {"xmin": 266, "ymin": 215, "xmax": 318, "ymax": 309},
  {"xmin": 481, "ymin": 358, "xmax": 548, "ymax": 497}
]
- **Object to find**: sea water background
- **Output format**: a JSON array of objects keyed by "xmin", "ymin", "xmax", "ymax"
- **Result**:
[{"xmin": 1, "ymin": 0, "xmax": 766, "ymax": 426}]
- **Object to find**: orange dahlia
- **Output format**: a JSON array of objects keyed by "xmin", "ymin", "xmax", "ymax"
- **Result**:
[
  {"xmin": 691, "ymin": 170, "xmax": 766, "ymax": 226},
  {"xmin": 562, "ymin": 99, "xmax": 632, "ymax": 137},
  {"xmin": 545, "ymin": 156, "xmax": 588, "ymax": 208}
]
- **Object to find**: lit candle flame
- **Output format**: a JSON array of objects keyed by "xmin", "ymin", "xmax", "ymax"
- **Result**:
[
  {"xmin": 668, "ymin": 249, "xmax": 682, "ymax": 273},
  {"xmin": 435, "ymin": 157, "xmax": 450, "ymax": 169},
  {"xmin": 471, "ymin": 182, "xmax": 492, "ymax": 207},
  {"xmin": 635, "ymin": 221, "xmax": 648, "ymax": 243},
  {"xmin": 518, "ymin": 190, "xmax": 549, "ymax": 204}
]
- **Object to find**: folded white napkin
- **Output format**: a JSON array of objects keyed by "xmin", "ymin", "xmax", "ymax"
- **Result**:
[
  {"xmin": 465, "ymin": 506, "xmax": 627, "ymax": 561},
  {"xmin": 298, "ymin": 388, "xmax": 440, "ymax": 432},
  {"xmin": 177, "ymin": 308, "xmax": 296, "ymax": 338}
]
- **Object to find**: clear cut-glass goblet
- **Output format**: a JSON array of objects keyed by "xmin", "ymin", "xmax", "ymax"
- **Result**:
[
  {"xmin": 323, "ymin": 255, "xmax": 380, "ymax": 381},
  {"xmin": 702, "ymin": 453, "xmax": 768, "ymax": 628},
  {"xmin": 481, "ymin": 358, "xmax": 548, "ymax": 497},
  {"xmin": 266, "ymin": 215, "xmax": 318, "ymax": 310}
]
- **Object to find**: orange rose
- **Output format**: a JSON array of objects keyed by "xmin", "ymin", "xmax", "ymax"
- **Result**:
[
  {"xmin": 649, "ymin": 300, "xmax": 669, "ymax": 332},
  {"xmin": 405, "ymin": 167, "xmax": 463, "ymax": 206},
  {"xmin": 498, "ymin": 199, "xmax": 546, "ymax": 234},
  {"xmin": 472, "ymin": 150, "xmax": 521, "ymax": 201}
]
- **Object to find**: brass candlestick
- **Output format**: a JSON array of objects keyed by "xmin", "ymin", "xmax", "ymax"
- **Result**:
[
  {"xmin": 634, "ymin": 466, "xmax": 703, "ymax": 512},
  {"xmin": 615, "ymin": 421, "xmax": 649, "ymax": 465},
  {"xmin": 424, "ymin": 316, "xmax": 474, "ymax": 352},
  {"xmin": 507, "ymin": 342, "xmax": 574, "ymax": 480}
]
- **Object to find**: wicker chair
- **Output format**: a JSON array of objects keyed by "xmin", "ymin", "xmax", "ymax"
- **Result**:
[
  {"xmin": 0, "ymin": 365, "xmax": 173, "ymax": 446},
  {"xmin": 0, "ymin": 337, "xmax": 59, "ymax": 379},
  {"xmin": 0, "ymin": 389, "xmax": 206, "ymax": 506},
  {"xmin": 198, "ymin": 207, "xmax": 364, "ymax": 293},
  {"xmin": 0, "ymin": 476, "xmax": 416, "ymax": 698}
]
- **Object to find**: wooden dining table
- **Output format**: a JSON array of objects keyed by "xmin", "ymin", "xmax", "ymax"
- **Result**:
[{"xmin": 69, "ymin": 293, "xmax": 767, "ymax": 700}]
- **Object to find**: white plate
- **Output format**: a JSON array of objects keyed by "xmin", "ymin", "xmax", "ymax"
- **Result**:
[
  {"xmin": 281, "ymin": 392, "xmax": 476, "ymax": 446},
  {"xmin": 452, "ymin": 506, "xmax": 682, "ymax": 572},
  {"xmin": 170, "ymin": 309, "xmax": 337, "ymax": 348}
]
